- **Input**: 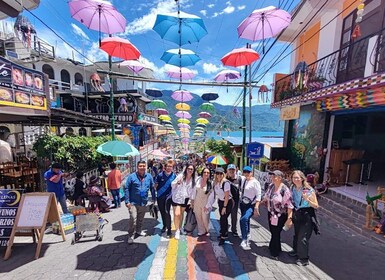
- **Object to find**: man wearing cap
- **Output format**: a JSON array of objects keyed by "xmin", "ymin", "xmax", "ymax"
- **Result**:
[
  {"xmin": 44, "ymin": 163, "xmax": 69, "ymax": 214},
  {"xmin": 226, "ymin": 164, "xmax": 243, "ymax": 237}
]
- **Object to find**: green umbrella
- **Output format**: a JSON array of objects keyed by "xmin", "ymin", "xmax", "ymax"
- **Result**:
[
  {"xmin": 150, "ymin": 99, "xmax": 167, "ymax": 109},
  {"xmin": 97, "ymin": 140, "xmax": 140, "ymax": 157},
  {"xmin": 200, "ymin": 102, "xmax": 215, "ymax": 112}
]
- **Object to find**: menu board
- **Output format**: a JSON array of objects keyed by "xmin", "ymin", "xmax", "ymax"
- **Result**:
[
  {"xmin": 0, "ymin": 190, "xmax": 23, "ymax": 246},
  {"xmin": 16, "ymin": 195, "xmax": 50, "ymax": 228},
  {"xmin": 0, "ymin": 56, "xmax": 47, "ymax": 110}
]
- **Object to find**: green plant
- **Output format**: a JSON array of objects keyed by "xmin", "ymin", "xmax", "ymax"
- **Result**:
[{"xmin": 205, "ymin": 139, "xmax": 233, "ymax": 163}]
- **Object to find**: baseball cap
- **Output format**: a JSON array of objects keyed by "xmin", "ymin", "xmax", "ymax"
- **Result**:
[
  {"xmin": 243, "ymin": 166, "xmax": 252, "ymax": 172},
  {"xmin": 268, "ymin": 170, "xmax": 284, "ymax": 177},
  {"xmin": 227, "ymin": 164, "xmax": 236, "ymax": 170}
]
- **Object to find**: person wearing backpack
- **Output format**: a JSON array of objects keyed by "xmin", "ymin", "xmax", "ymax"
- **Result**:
[
  {"xmin": 289, "ymin": 170, "xmax": 319, "ymax": 266},
  {"xmin": 226, "ymin": 164, "xmax": 243, "ymax": 237},
  {"xmin": 205, "ymin": 167, "xmax": 233, "ymax": 245},
  {"xmin": 239, "ymin": 166, "xmax": 261, "ymax": 249}
]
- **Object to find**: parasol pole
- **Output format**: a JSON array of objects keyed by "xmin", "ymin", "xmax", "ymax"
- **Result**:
[
  {"xmin": 248, "ymin": 43, "xmax": 252, "ymax": 145},
  {"xmin": 262, "ymin": 13, "xmax": 265, "ymax": 54},
  {"xmin": 98, "ymin": 5, "xmax": 101, "ymax": 47},
  {"xmin": 242, "ymin": 63, "xmax": 248, "ymax": 168},
  {"xmin": 107, "ymin": 34, "xmax": 115, "ymax": 140}
]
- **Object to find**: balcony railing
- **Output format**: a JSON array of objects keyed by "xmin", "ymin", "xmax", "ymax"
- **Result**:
[{"xmin": 273, "ymin": 27, "xmax": 385, "ymax": 103}]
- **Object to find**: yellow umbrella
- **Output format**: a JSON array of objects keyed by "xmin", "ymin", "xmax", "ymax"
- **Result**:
[
  {"xmin": 175, "ymin": 102, "xmax": 190, "ymax": 111},
  {"xmin": 178, "ymin": 118, "xmax": 190, "ymax": 124},
  {"xmin": 159, "ymin": 115, "xmax": 171, "ymax": 121},
  {"xmin": 196, "ymin": 118, "xmax": 209, "ymax": 124}
]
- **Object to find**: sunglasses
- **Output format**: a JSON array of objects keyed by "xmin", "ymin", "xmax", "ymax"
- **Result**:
[{"xmin": 215, "ymin": 172, "xmax": 224, "ymax": 175}]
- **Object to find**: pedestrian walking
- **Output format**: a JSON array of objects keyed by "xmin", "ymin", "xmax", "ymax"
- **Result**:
[
  {"xmin": 226, "ymin": 164, "xmax": 243, "ymax": 237},
  {"xmin": 263, "ymin": 170, "xmax": 293, "ymax": 260},
  {"xmin": 190, "ymin": 167, "xmax": 212, "ymax": 237},
  {"xmin": 107, "ymin": 162, "xmax": 122, "ymax": 208},
  {"xmin": 206, "ymin": 167, "xmax": 233, "ymax": 245},
  {"xmin": 289, "ymin": 170, "xmax": 319, "ymax": 266},
  {"xmin": 44, "ymin": 163, "xmax": 69, "ymax": 214},
  {"xmin": 124, "ymin": 160, "xmax": 156, "ymax": 245},
  {"xmin": 154, "ymin": 159, "xmax": 176, "ymax": 238},
  {"xmin": 171, "ymin": 164, "xmax": 196, "ymax": 239},
  {"xmin": 239, "ymin": 166, "xmax": 261, "ymax": 249}
]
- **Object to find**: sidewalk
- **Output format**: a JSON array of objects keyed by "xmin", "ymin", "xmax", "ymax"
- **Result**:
[{"xmin": 0, "ymin": 205, "xmax": 343, "ymax": 279}]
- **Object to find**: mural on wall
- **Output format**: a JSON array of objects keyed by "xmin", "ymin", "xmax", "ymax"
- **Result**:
[{"xmin": 289, "ymin": 105, "xmax": 326, "ymax": 172}]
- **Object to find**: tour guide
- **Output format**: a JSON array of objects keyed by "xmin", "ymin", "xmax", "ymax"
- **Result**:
[
  {"xmin": 124, "ymin": 160, "xmax": 155, "ymax": 244},
  {"xmin": 44, "ymin": 163, "xmax": 69, "ymax": 214}
]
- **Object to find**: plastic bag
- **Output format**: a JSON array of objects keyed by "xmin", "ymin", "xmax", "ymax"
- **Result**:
[{"xmin": 183, "ymin": 207, "xmax": 197, "ymax": 233}]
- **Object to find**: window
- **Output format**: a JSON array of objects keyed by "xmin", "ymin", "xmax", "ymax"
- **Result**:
[
  {"xmin": 60, "ymin": 69, "xmax": 70, "ymax": 89},
  {"xmin": 74, "ymin": 73, "xmax": 83, "ymax": 85},
  {"xmin": 42, "ymin": 64, "xmax": 54, "ymax": 79}
]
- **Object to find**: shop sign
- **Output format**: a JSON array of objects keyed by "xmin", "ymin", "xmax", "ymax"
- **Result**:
[
  {"xmin": 138, "ymin": 113, "xmax": 158, "ymax": 123},
  {"xmin": 280, "ymin": 104, "xmax": 300, "ymax": 120},
  {"xmin": 88, "ymin": 113, "xmax": 135, "ymax": 123},
  {"xmin": 0, "ymin": 189, "xmax": 23, "ymax": 246},
  {"xmin": 0, "ymin": 57, "xmax": 47, "ymax": 111},
  {"xmin": 247, "ymin": 142, "xmax": 264, "ymax": 159}
]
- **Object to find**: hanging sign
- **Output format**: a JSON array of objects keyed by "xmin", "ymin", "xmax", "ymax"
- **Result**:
[
  {"xmin": 247, "ymin": 142, "xmax": 264, "ymax": 159},
  {"xmin": 280, "ymin": 104, "xmax": 300, "ymax": 120}
]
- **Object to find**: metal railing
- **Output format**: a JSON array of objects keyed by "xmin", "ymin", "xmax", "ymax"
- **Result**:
[{"xmin": 273, "ymin": 28, "xmax": 385, "ymax": 103}]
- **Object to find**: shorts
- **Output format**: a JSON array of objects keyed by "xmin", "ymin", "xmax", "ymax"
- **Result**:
[{"xmin": 172, "ymin": 198, "xmax": 189, "ymax": 208}]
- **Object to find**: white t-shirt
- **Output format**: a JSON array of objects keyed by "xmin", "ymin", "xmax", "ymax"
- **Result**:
[
  {"xmin": 171, "ymin": 174, "xmax": 193, "ymax": 204},
  {"xmin": 240, "ymin": 177, "xmax": 262, "ymax": 203},
  {"xmin": 206, "ymin": 180, "xmax": 231, "ymax": 208}
]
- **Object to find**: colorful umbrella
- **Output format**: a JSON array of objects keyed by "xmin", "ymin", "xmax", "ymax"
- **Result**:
[
  {"xmin": 161, "ymin": 48, "xmax": 200, "ymax": 67},
  {"xmin": 221, "ymin": 47, "xmax": 260, "ymax": 67},
  {"xmin": 153, "ymin": 11, "xmax": 208, "ymax": 45},
  {"xmin": 166, "ymin": 66, "xmax": 196, "ymax": 80},
  {"xmin": 200, "ymin": 102, "xmax": 215, "ymax": 112},
  {"xmin": 161, "ymin": 120, "xmax": 172, "ymax": 125},
  {"xmin": 100, "ymin": 37, "xmax": 141, "ymax": 60},
  {"xmin": 175, "ymin": 102, "xmax": 190, "ymax": 111},
  {"xmin": 120, "ymin": 60, "xmax": 144, "ymax": 74},
  {"xmin": 196, "ymin": 118, "xmax": 209, "ymax": 124},
  {"xmin": 171, "ymin": 90, "xmax": 193, "ymax": 102},
  {"xmin": 178, "ymin": 123, "xmax": 191, "ymax": 128},
  {"xmin": 237, "ymin": 6, "xmax": 291, "ymax": 54},
  {"xmin": 178, "ymin": 118, "xmax": 190, "ymax": 124},
  {"xmin": 175, "ymin": 111, "xmax": 192, "ymax": 119},
  {"xmin": 214, "ymin": 69, "xmax": 241, "ymax": 82},
  {"xmin": 207, "ymin": 155, "xmax": 228, "ymax": 165},
  {"xmin": 196, "ymin": 123, "xmax": 207, "ymax": 128},
  {"xmin": 155, "ymin": 108, "xmax": 168, "ymax": 115},
  {"xmin": 201, "ymin": 93, "xmax": 219, "ymax": 101},
  {"xmin": 179, "ymin": 128, "xmax": 190, "ymax": 133},
  {"xmin": 181, "ymin": 138, "xmax": 190, "ymax": 143},
  {"xmin": 159, "ymin": 115, "xmax": 171, "ymax": 121},
  {"xmin": 150, "ymin": 99, "xmax": 167, "ymax": 109},
  {"xmin": 194, "ymin": 127, "xmax": 205, "ymax": 131},
  {"xmin": 164, "ymin": 123, "xmax": 174, "ymax": 128},
  {"xmin": 150, "ymin": 149, "xmax": 170, "ymax": 158},
  {"xmin": 198, "ymin": 112, "xmax": 212, "ymax": 118},
  {"xmin": 97, "ymin": 140, "xmax": 139, "ymax": 157}
]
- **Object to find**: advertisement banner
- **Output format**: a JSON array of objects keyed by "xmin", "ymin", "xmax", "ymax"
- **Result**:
[
  {"xmin": 280, "ymin": 104, "xmax": 300, "ymax": 120},
  {"xmin": 0, "ymin": 189, "xmax": 23, "ymax": 246}
]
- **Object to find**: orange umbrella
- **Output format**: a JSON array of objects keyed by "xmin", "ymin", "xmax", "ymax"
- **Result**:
[
  {"xmin": 100, "ymin": 37, "xmax": 141, "ymax": 60},
  {"xmin": 175, "ymin": 102, "xmax": 190, "ymax": 111}
]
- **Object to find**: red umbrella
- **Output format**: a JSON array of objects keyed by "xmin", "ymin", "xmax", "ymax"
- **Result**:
[
  {"xmin": 100, "ymin": 37, "xmax": 141, "ymax": 60},
  {"xmin": 221, "ymin": 47, "xmax": 260, "ymax": 67}
]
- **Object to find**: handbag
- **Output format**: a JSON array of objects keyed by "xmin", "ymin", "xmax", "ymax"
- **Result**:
[
  {"xmin": 240, "ymin": 179, "xmax": 255, "ymax": 206},
  {"xmin": 183, "ymin": 207, "xmax": 197, "ymax": 233}
]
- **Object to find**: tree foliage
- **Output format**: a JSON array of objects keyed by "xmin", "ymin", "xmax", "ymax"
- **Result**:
[{"xmin": 205, "ymin": 139, "xmax": 233, "ymax": 163}]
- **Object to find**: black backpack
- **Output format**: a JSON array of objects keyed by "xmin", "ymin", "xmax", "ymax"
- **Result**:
[{"xmin": 222, "ymin": 178, "xmax": 241, "ymax": 199}]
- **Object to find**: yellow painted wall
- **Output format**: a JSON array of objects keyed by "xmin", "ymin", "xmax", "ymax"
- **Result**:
[
  {"xmin": 342, "ymin": 0, "xmax": 359, "ymax": 18},
  {"xmin": 295, "ymin": 22, "xmax": 321, "ymax": 65}
]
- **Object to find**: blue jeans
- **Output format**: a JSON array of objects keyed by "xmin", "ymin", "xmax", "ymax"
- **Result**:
[
  {"xmin": 58, "ymin": 194, "xmax": 68, "ymax": 214},
  {"xmin": 240, "ymin": 203, "xmax": 255, "ymax": 240},
  {"xmin": 110, "ymin": 189, "xmax": 121, "ymax": 207}
]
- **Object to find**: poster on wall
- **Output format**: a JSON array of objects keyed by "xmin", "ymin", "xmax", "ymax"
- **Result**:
[
  {"xmin": 280, "ymin": 104, "xmax": 300, "ymax": 120},
  {"xmin": 0, "ymin": 56, "xmax": 47, "ymax": 110},
  {"xmin": 0, "ymin": 189, "xmax": 23, "ymax": 246}
]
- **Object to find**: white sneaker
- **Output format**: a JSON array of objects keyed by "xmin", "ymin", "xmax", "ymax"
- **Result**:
[
  {"xmin": 175, "ymin": 230, "xmax": 180, "ymax": 240},
  {"xmin": 247, "ymin": 237, "xmax": 251, "ymax": 247},
  {"xmin": 240, "ymin": 240, "xmax": 248, "ymax": 249},
  {"xmin": 127, "ymin": 237, "xmax": 134, "ymax": 245},
  {"xmin": 136, "ymin": 230, "xmax": 147, "ymax": 237}
]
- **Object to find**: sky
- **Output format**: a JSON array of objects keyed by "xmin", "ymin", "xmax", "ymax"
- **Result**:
[{"xmin": 1, "ymin": 0, "xmax": 299, "ymax": 106}]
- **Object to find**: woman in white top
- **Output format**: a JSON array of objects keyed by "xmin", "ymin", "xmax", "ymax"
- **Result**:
[
  {"xmin": 191, "ymin": 167, "xmax": 212, "ymax": 236},
  {"xmin": 239, "ymin": 166, "xmax": 261, "ymax": 249},
  {"xmin": 171, "ymin": 164, "xmax": 196, "ymax": 239},
  {"xmin": 205, "ymin": 167, "xmax": 232, "ymax": 245}
]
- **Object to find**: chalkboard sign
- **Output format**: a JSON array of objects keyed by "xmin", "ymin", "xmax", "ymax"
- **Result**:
[
  {"xmin": 17, "ymin": 195, "xmax": 50, "ymax": 228},
  {"xmin": 0, "ymin": 190, "xmax": 23, "ymax": 247}
]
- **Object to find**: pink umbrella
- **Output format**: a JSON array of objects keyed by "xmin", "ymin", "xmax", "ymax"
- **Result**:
[
  {"xmin": 221, "ymin": 47, "xmax": 260, "ymax": 67},
  {"xmin": 214, "ymin": 69, "xmax": 241, "ymax": 82},
  {"xmin": 181, "ymin": 138, "xmax": 190, "ymax": 143},
  {"xmin": 198, "ymin": 112, "xmax": 212, "ymax": 118},
  {"xmin": 171, "ymin": 90, "xmax": 193, "ymax": 102},
  {"xmin": 120, "ymin": 60, "xmax": 144, "ymax": 74},
  {"xmin": 166, "ymin": 66, "xmax": 196, "ymax": 80},
  {"xmin": 178, "ymin": 123, "xmax": 191, "ymax": 128},
  {"xmin": 237, "ymin": 6, "xmax": 291, "ymax": 54},
  {"xmin": 175, "ymin": 111, "xmax": 192, "ymax": 119},
  {"xmin": 151, "ymin": 149, "xmax": 170, "ymax": 158},
  {"xmin": 100, "ymin": 37, "xmax": 141, "ymax": 60},
  {"xmin": 155, "ymin": 109, "xmax": 169, "ymax": 116}
]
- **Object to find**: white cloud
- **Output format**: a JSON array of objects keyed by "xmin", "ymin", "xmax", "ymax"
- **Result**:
[
  {"xmin": 200, "ymin": 10, "xmax": 207, "ymax": 16},
  {"xmin": 223, "ymin": 6, "xmax": 235, "ymax": 14},
  {"xmin": 202, "ymin": 63, "xmax": 223, "ymax": 74},
  {"xmin": 238, "ymin": 5, "xmax": 246, "ymax": 10},
  {"xmin": 207, "ymin": 4, "xmax": 215, "ymax": 8},
  {"xmin": 71, "ymin": 24, "xmax": 89, "ymax": 40},
  {"xmin": 210, "ymin": 1, "xmax": 236, "ymax": 18}
]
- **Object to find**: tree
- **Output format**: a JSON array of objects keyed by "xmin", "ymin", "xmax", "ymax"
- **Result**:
[{"xmin": 205, "ymin": 139, "xmax": 233, "ymax": 163}]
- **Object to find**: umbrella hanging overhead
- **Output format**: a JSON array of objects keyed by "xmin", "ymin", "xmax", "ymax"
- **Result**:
[
  {"xmin": 178, "ymin": 118, "xmax": 190, "ymax": 124},
  {"xmin": 181, "ymin": 138, "xmax": 190, "ymax": 143},
  {"xmin": 200, "ymin": 102, "xmax": 215, "ymax": 112},
  {"xmin": 151, "ymin": 149, "xmax": 170, "ymax": 158},
  {"xmin": 196, "ymin": 123, "xmax": 207, "ymax": 128},
  {"xmin": 97, "ymin": 140, "xmax": 140, "ymax": 157},
  {"xmin": 150, "ymin": 99, "xmax": 167, "ymax": 109},
  {"xmin": 198, "ymin": 112, "xmax": 212, "ymax": 118},
  {"xmin": 178, "ymin": 123, "xmax": 191, "ymax": 128},
  {"xmin": 159, "ymin": 115, "xmax": 171, "ymax": 121},
  {"xmin": 214, "ymin": 69, "xmax": 241, "ymax": 82},
  {"xmin": 201, "ymin": 93, "xmax": 219, "ymax": 101},
  {"xmin": 175, "ymin": 111, "xmax": 192, "ymax": 119},
  {"xmin": 153, "ymin": 11, "xmax": 208, "ymax": 45},
  {"xmin": 207, "ymin": 155, "xmax": 228, "ymax": 165},
  {"xmin": 175, "ymin": 102, "xmax": 190, "ymax": 111},
  {"xmin": 171, "ymin": 90, "xmax": 193, "ymax": 102},
  {"xmin": 120, "ymin": 60, "xmax": 144, "ymax": 74},
  {"xmin": 155, "ymin": 108, "xmax": 168, "ymax": 115},
  {"xmin": 166, "ymin": 66, "xmax": 196, "ymax": 80},
  {"xmin": 221, "ymin": 47, "xmax": 260, "ymax": 67},
  {"xmin": 161, "ymin": 48, "xmax": 200, "ymax": 67},
  {"xmin": 161, "ymin": 120, "xmax": 173, "ymax": 125},
  {"xmin": 100, "ymin": 37, "xmax": 141, "ymax": 60},
  {"xmin": 147, "ymin": 89, "xmax": 163, "ymax": 98},
  {"xmin": 196, "ymin": 118, "xmax": 209, "ymax": 124}
]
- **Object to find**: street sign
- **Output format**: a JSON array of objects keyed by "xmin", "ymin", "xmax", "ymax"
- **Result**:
[
  {"xmin": 249, "ymin": 158, "xmax": 259, "ymax": 165},
  {"xmin": 247, "ymin": 142, "xmax": 264, "ymax": 159}
]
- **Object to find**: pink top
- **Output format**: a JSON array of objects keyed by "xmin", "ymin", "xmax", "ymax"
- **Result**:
[{"xmin": 265, "ymin": 183, "xmax": 294, "ymax": 215}]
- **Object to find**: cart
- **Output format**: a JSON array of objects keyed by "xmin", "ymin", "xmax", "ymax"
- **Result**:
[{"xmin": 71, "ymin": 213, "xmax": 108, "ymax": 244}]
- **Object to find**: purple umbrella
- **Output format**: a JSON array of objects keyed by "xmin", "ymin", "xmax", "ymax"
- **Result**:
[
  {"xmin": 166, "ymin": 66, "xmax": 196, "ymax": 80},
  {"xmin": 178, "ymin": 123, "xmax": 191, "ymax": 128},
  {"xmin": 214, "ymin": 69, "xmax": 241, "ymax": 82},
  {"xmin": 120, "ymin": 60, "xmax": 144, "ymax": 74},
  {"xmin": 181, "ymin": 138, "xmax": 190, "ymax": 143},
  {"xmin": 155, "ymin": 108, "xmax": 168, "ymax": 115},
  {"xmin": 171, "ymin": 90, "xmax": 193, "ymax": 102},
  {"xmin": 237, "ymin": 6, "xmax": 291, "ymax": 53},
  {"xmin": 198, "ymin": 112, "xmax": 212, "ymax": 119},
  {"xmin": 175, "ymin": 111, "xmax": 192, "ymax": 119}
]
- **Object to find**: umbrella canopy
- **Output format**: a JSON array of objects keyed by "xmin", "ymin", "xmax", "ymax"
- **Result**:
[
  {"xmin": 179, "ymin": 128, "xmax": 190, "ymax": 133},
  {"xmin": 178, "ymin": 123, "xmax": 191, "ymax": 128},
  {"xmin": 196, "ymin": 123, "xmax": 207, "ymax": 128},
  {"xmin": 178, "ymin": 118, "xmax": 190, "ymax": 124},
  {"xmin": 97, "ymin": 140, "xmax": 139, "ymax": 157},
  {"xmin": 201, "ymin": 93, "xmax": 219, "ymax": 101},
  {"xmin": 166, "ymin": 66, "xmax": 196, "ymax": 80},
  {"xmin": 155, "ymin": 108, "xmax": 168, "ymax": 115},
  {"xmin": 196, "ymin": 118, "xmax": 209, "ymax": 124},
  {"xmin": 181, "ymin": 138, "xmax": 190, "ymax": 143},
  {"xmin": 150, "ymin": 99, "xmax": 167, "ymax": 109},
  {"xmin": 214, "ymin": 69, "xmax": 241, "ymax": 82},
  {"xmin": 120, "ymin": 60, "xmax": 144, "ymax": 74},
  {"xmin": 207, "ymin": 155, "xmax": 228, "ymax": 165},
  {"xmin": 198, "ymin": 112, "xmax": 212, "ymax": 118},
  {"xmin": 153, "ymin": 11, "xmax": 208, "ymax": 45},
  {"xmin": 69, "ymin": 0, "xmax": 126, "ymax": 35},
  {"xmin": 161, "ymin": 48, "xmax": 200, "ymax": 67},
  {"xmin": 175, "ymin": 103, "xmax": 190, "ymax": 111},
  {"xmin": 100, "ymin": 37, "xmax": 141, "ymax": 60},
  {"xmin": 171, "ymin": 90, "xmax": 193, "ymax": 102},
  {"xmin": 164, "ymin": 123, "xmax": 174, "ymax": 128},
  {"xmin": 194, "ymin": 126, "xmax": 205, "ymax": 131},
  {"xmin": 159, "ymin": 115, "xmax": 171, "ymax": 121},
  {"xmin": 161, "ymin": 120, "xmax": 173, "ymax": 125},
  {"xmin": 200, "ymin": 102, "xmax": 215, "ymax": 112},
  {"xmin": 175, "ymin": 111, "xmax": 192, "ymax": 119},
  {"xmin": 221, "ymin": 47, "xmax": 260, "ymax": 67},
  {"xmin": 150, "ymin": 149, "xmax": 170, "ymax": 158},
  {"xmin": 147, "ymin": 89, "xmax": 163, "ymax": 98}
]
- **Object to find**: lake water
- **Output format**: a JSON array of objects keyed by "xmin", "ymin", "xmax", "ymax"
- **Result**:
[{"xmin": 204, "ymin": 130, "xmax": 284, "ymax": 145}]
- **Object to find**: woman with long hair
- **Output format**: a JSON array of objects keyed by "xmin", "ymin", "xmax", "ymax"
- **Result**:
[
  {"xmin": 190, "ymin": 167, "xmax": 212, "ymax": 236},
  {"xmin": 171, "ymin": 164, "xmax": 196, "ymax": 239},
  {"xmin": 289, "ymin": 170, "xmax": 319, "ymax": 266},
  {"xmin": 205, "ymin": 167, "xmax": 232, "ymax": 245}
]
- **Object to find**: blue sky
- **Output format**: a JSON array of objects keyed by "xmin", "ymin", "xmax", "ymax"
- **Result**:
[{"xmin": 2, "ymin": 0, "xmax": 299, "ymax": 106}]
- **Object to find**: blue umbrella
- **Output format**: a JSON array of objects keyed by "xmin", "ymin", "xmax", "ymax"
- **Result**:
[
  {"xmin": 153, "ymin": 11, "xmax": 208, "ymax": 45},
  {"xmin": 161, "ymin": 48, "xmax": 200, "ymax": 67},
  {"xmin": 97, "ymin": 140, "xmax": 139, "ymax": 157},
  {"xmin": 146, "ymin": 88, "xmax": 163, "ymax": 98},
  {"xmin": 201, "ymin": 93, "xmax": 219, "ymax": 101}
]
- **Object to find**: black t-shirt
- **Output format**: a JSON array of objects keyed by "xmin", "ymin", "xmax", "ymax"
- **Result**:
[{"xmin": 73, "ymin": 179, "xmax": 86, "ymax": 199}]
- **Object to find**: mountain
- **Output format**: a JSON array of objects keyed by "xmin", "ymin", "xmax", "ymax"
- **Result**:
[{"xmin": 157, "ymin": 90, "xmax": 283, "ymax": 132}]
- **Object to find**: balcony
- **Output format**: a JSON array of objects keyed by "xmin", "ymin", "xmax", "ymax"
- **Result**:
[{"xmin": 273, "ymin": 27, "xmax": 385, "ymax": 104}]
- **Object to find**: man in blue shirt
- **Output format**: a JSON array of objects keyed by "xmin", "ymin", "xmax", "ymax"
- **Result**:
[
  {"xmin": 154, "ymin": 159, "xmax": 176, "ymax": 238},
  {"xmin": 44, "ymin": 163, "xmax": 69, "ymax": 214},
  {"xmin": 125, "ymin": 160, "xmax": 155, "ymax": 244}
]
